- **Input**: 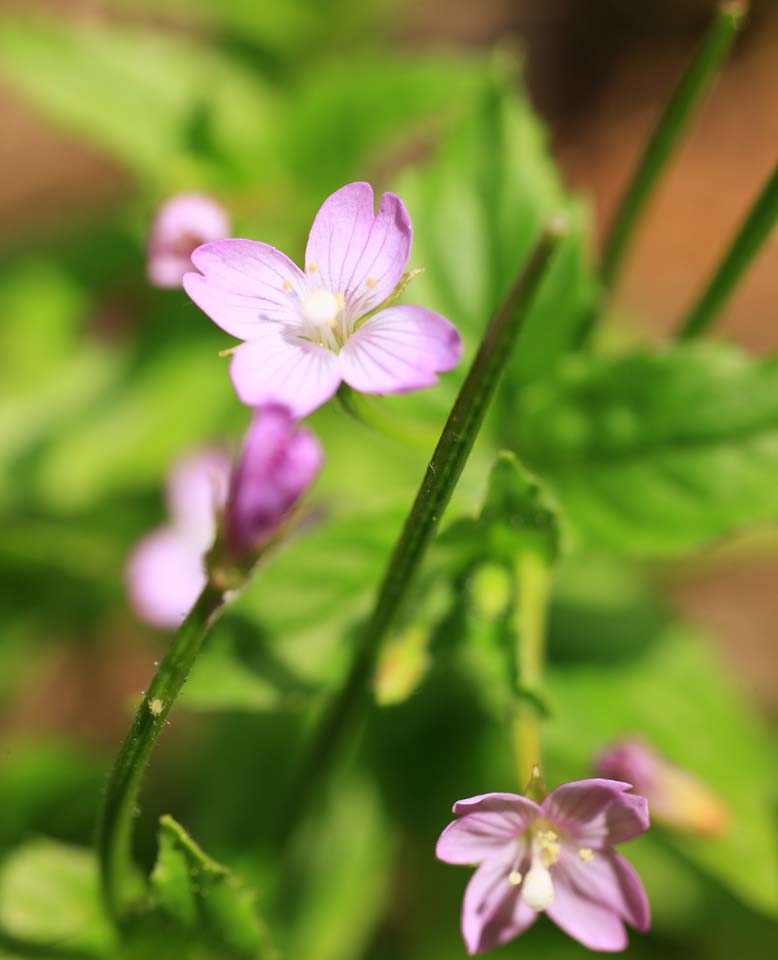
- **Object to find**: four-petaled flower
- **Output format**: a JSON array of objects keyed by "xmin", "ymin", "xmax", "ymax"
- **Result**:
[
  {"xmin": 148, "ymin": 193, "xmax": 230, "ymax": 289},
  {"xmin": 436, "ymin": 780, "xmax": 650, "ymax": 954},
  {"xmin": 183, "ymin": 181, "xmax": 462, "ymax": 418},
  {"xmin": 126, "ymin": 406, "xmax": 322, "ymax": 628}
]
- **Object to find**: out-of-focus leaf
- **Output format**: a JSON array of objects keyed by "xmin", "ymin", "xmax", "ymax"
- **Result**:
[
  {"xmin": 0, "ymin": 839, "xmax": 114, "ymax": 955},
  {"xmin": 395, "ymin": 66, "xmax": 596, "ymax": 400},
  {"xmin": 517, "ymin": 343, "xmax": 778, "ymax": 555},
  {"xmin": 149, "ymin": 815, "xmax": 267, "ymax": 959},
  {"xmin": 282, "ymin": 776, "xmax": 393, "ymax": 960},
  {"xmin": 0, "ymin": 18, "xmax": 277, "ymax": 188},
  {"xmin": 545, "ymin": 627, "xmax": 778, "ymax": 916}
]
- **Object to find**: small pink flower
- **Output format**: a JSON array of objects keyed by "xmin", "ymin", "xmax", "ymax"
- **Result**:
[
  {"xmin": 183, "ymin": 181, "xmax": 462, "ymax": 417},
  {"xmin": 148, "ymin": 193, "xmax": 230, "ymax": 289},
  {"xmin": 126, "ymin": 449, "xmax": 231, "ymax": 628},
  {"xmin": 125, "ymin": 408, "xmax": 322, "ymax": 628},
  {"xmin": 596, "ymin": 738, "xmax": 728, "ymax": 838},
  {"xmin": 436, "ymin": 780, "xmax": 650, "ymax": 954}
]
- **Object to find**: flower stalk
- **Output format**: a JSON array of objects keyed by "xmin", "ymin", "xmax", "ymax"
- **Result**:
[
  {"xmin": 599, "ymin": 1, "xmax": 747, "ymax": 297},
  {"xmin": 277, "ymin": 219, "xmax": 567, "ymax": 848},
  {"xmin": 511, "ymin": 549, "xmax": 552, "ymax": 788},
  {"xmin": 677, "ymin": 163, "xmax": 778, "ymax": 339},
  {"xmin": 96, "ymin": 582, "xmax": 226, "ymax": 921}
]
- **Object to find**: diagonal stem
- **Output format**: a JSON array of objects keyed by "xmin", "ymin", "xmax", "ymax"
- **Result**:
[
  {"xmin": 677, "ymin": 164, "xmax": 778, "ymax": 339},
  {"xmin": 276, "ymin": 219, "xmax": 567, "ymax": 848},
  {"xmin": 96, "ymin": 582, "xmax": 226, "ymax": 922},
  {"xmin": 599, "ymin": 1, "xmax": 747, "ymax": 297}
]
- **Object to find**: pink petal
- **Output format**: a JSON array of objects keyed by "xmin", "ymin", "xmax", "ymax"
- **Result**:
[
  {"xmin": 547, "ymin": 867, "xmax": 628, "ymax": 952},
  {"xmin": 184, "ymin": 239, "xmax": 305, "ymax": 340},
  {"xmin": 229, "ymin": 332, "xmax": 341, "ymax": 418},
  {"xmin": 452, "ymin": 793, "xmax": 543, "ymax": 819},
  {"xmin": 461, "ymin": 853, "xmax": 535, "ymax": 955},
  {"xmin": 166, "ymin": 449, "xmax": 232, "ymax": 549},
  {"xmin": 437, "ymin": 813, "xmax": 528, "ymax": 866},
  {"xmin": 125, "ymin": 528, "xmax": 206, "ymax": 630},
  {"xmin": 304, "ymin": 182, "xmax": 411, "ymax": 314},
  {"xmin": 542, "ymin": 779, "xmax": 649, "ymax": 847},
  {"xmin": 340, "ymin": 305, "xmax": 462, "ymax": 395},
  {"xmin": 148, "ymin": 193, "xmax": 230, "ymax": 289}
]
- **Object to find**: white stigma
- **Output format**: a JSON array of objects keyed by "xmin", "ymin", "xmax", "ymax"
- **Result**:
[
  {"xmin": 520, "ymin": 863, "xmax": 554, "ymax": 911},
  {"xmin": 301, "ymin": 288, "xmax": 340, "ymax": 329}
]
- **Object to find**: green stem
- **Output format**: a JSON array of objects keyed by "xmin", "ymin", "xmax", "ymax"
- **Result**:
[
  {"xmin": 678, "ymin": 164, "xmax": 778, "ymax": 339},
  {"xmin": 96, "ymin": 582, "xmax": 226, "ymax": 922},
  {"xmin": 599, "ymin": 1, "xmax": 747, "ymax": 295},
  {"xmin": 511, "ymin": 550, "xmax": 552, "ymax": 789},
  {"xmin": 277, "ymin": 221, "xmax": 566, "ymax": 847}
]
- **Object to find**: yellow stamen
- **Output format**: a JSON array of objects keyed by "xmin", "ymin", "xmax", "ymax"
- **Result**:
[
  {"xmin": 508, "ymin": 871, "xmax": 523, "ymax": 886},
  {"xmin": 282, "ymin": 279, "xmax": 293, "ymax": 291},
  {"xmin": 366, "ymin": 276, "xmax": 378, "ymax": 289},
  {"xmin": 579, "ymin": 848, "xmax": 594, "ymax": 862},
  {"xmin": 307, "ymin": 262, "xmax": 318, "ymax": 273}
]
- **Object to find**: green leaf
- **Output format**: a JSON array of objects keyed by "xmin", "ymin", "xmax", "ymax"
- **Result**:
[
  {"xmin": 440, "ymin": 451, "xmax": 562, "ymax": 571},
  {"xmin": 0, "ymin": 18, "xmax": 276, "ymax": 188},
  {"xmin": 149, "ymin": 816, "xmax": 267, "ymax": 959},
  {"xmin": 545, "ymin": 627, "xmax": 778, "ymax": 916},
  {"xmin": 0, "ymin": 839, "xmax": 114, "ymax": 955},
  {"xmin": 517, "ymin": 342, "xmax": 778, "ymax": 555},
  {"xmin": 394, "ymin": 65, "xmax": 596, "ymax": 393}
]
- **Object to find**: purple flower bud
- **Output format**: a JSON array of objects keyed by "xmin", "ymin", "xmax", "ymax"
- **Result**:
[
  {"xmin": 596, "ymin": 738, "xmax": 728, "ymax": 838},
  {"xmin": 147, "ymin": 193, "xmax": 230, "ymax": 289},
  {"xmin": 224, "ymin": 405, "xmax": 323, "ymax": 561}
]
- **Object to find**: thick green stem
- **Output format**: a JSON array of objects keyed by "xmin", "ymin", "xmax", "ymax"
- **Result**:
[
  {"xmin": 678, "ymin": 164, "xmax": 778, "ymax": 339},
  {"xmin": 96, "ymin": 582, "xmax": 226, "ymax": 921},
  {"xmin": 511, "ymin": 550, "xmax": 552, "ymax": 788},
  {"xmin": 599, "ymin": 1, "xmax": 747, "ymax": 296},
  {"xmin": 277, "ymin": 221, "xmax": 566, "ymax": 847}
]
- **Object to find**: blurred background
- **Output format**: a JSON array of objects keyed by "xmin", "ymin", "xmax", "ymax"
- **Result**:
[{"xmin": 0, "ymin": 1, "xmax": 776, "ymax": 959}]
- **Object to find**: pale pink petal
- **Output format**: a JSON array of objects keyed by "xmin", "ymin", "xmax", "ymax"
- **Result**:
[
  {"xmin": 461, "ymin": 852, "xmax": 534, "ymax": 955},
  {"xmin": 547, "ymin": 867, "xmax": 628, "ymax": 952},
  {"xmin": 437, "ymin": 812, "xmax": 528, "ymax": 866},
  {"xmin": 555, "ymin": 847, "xmax": 649, "ymax": 932},
  {"xmin": 166, "ymin": 449, "xmax": 232, "ymax": 549},
  {"xmin": 229, "ymin": 333, "xmax": 341, "ymax": 418},
  {"xmin": 304, "ymin": 182, "xmax": 411, "ymax": 314},
  {"xmin": 148, "ymin": 193, "xmax": 229, "ymax": 289},
  {"xmin": 125, "ymin": 528, "xmax": 206, "ymax": 630},
  {"xmin": 339, "ymin": 305, "xmax": 462, "ymax": 395},
  {"xmin": 184, "ymin": 239, "xmax": 305, "ymax": 340},
  {"xmin": 543, "ymin": 779, "xmax": 649, "ymax": 847}
]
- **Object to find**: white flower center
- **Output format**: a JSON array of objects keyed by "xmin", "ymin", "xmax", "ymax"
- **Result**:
[
  {"xmin": 518, "ymin": 827, "xmax": 560, "ymax": 912},
  {"xmin": 301, "ymin": 288, "xmax": 340, "ymax": 329}
]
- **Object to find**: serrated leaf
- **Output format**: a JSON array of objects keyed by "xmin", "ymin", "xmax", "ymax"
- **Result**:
[
  {"xmin": 517, "ymin": 343, "xmax": 778, "ymax": 555},
  {"xmin": 149, "ymin": 816, "xmax": 267, "ymax": 959},
  {"xmin": 545, "ymin": 628, "xmax": 778, "ymax": 916}
]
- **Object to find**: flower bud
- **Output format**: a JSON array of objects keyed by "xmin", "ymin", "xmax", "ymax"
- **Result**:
[
  {"xmin": 223, "ymin": 405, "xmax": 323, "ymax": 564},
  {"xmin": 595, "ymin": 738, "xmax": 728, "ymax": 838},
  {"xmin": 148, "ymin": 193, "xmax": 229, "ymax": 289}
]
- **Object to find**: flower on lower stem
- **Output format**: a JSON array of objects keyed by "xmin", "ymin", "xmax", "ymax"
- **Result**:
[
  {"xmin": 126, "ymin": 406, "xmax": 322, "ymax": 628},
  {"xmin": 596, "ymin": 738, "xmax": 728, "ymax": 838},
  {"xmin": 147, "ymin": 193, "xmax": 230, "ymax": 289},
  {"xmin": 436, "ymin": 778, "xmax": 650, "ymax": 954},
  {"xmin": 183, "ymin": 181, "xmax": 462, "ymax": 417}
]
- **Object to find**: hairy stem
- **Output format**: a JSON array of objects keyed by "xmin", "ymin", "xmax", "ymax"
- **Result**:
[
  {"xmin": 511, "ymin": 549, "xmax": 552, "ymax": 788},
  {"xmin": 96, "ymin": 582, "xmax": 226, "ymax": 921},
  {"xmin": 678, "ymin": 164, "xmax": 778, "ymax": 339},
  {"xmin": 599, "ymin": 1, "xmax": 747, "ymax": 297},
  {"xmin": 277, "ymin": 221, "xmax": 567, "ymax": 847}
]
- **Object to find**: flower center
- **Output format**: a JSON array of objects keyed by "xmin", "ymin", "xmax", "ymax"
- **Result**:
[
  {"xmin": 518, "ymin": 827, "xmax": 560, "ymax": 912},
  {"xmin": 301, "ymin": 289, "xmax": 341, "ymax": 330}
]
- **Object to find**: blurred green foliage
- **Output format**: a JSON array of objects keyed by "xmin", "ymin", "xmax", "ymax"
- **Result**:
[{"xmin": 0, "ymin": 1, "xmax": 776, "ymax": 959}]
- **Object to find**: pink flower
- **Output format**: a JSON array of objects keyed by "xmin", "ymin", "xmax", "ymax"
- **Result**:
[
  {"xmin": 436, "ymin": 780, "xmax": 650, "ymax": 954},
  {"xmin": 148, "ymin": 193, "xmax": 230, "ymax": 289},
  {"xmin": 125, "ymin": 407, "xmax": 322, "ymax": 628},
  {"xmin": 183, "ymin": 182, "xmax": 462, "ymax": 417},
  {"xmin": 596, "ymin": 738, "xmax": 728, "ymax": 838}
]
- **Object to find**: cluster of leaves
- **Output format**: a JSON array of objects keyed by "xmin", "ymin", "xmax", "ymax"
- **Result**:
[{"xmin": 0, "ymin": 3, "xmax": 776, "ymax": 959}]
